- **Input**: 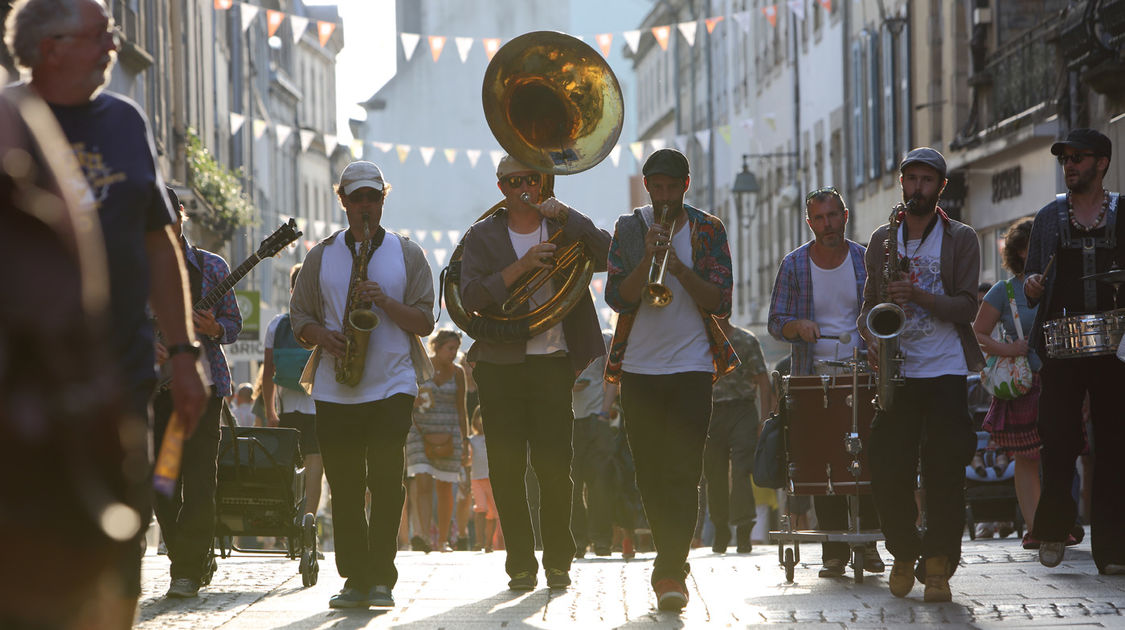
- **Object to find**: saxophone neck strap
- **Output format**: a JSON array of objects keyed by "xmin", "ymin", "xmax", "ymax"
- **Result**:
[{"xmin": 344, "ymin": 226, "xmax": 387, "ymax": 263}]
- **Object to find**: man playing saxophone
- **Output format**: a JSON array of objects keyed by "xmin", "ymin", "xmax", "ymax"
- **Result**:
[
  {"xmin": 290, "ymin": 161, "xmax": 435, "ymax": 609},
  {"xmin": 858, "ymin": 148, "xmax": 983, "ymax": 603}
]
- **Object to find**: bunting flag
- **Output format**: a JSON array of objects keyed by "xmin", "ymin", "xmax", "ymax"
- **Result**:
[
  {"xmin": 592, "ymin": 278, "xmax": 605, "ymax": 294},
  {"xmin": 466, "ymin": 149, "xmax": 482, "ymax": 167},
  {"xmin": 324, "ymin": 133, "xmax": 338, "ymax": 156},
  {"xmin": 446, "ymin": 230, "xmax": 461, "ymax": 245},
  {"xmin": 455, "ymin": 36, "xmax": 473, "ymax": 63},
  {"xmin": 313, "ymin": 219, "xmax": 326, "ymax": 236},
  {"xmin": 275, "ymin": 123, "xmax": 293, "ymax": 148},
  {"xmin": 651, "ymin": 25, "xmax": 671, "ymax": 51},
  {"xmin": 673, "ymin": 134, "xmax": 688, "ymax": 153},
  {"xmin": 350, "ymin": 138, "xmax": 363, "ymax": 158},
  {"xmin": 764, "ymin": 113, "xmax": 778, "ymax": 130},
  {"xmin": 740, "ymin": 118, "xmax": 755, "ymax": 130},
  {"xmin": 317, "ymin": 20, "xmax": 336, "ymax": 47},
  {"xmin": 433, "ymin": 248, "xmax": 449, "ymax": 267},
  {"xmin": 595, "ymin": 33, "xmax": 613, "ymax": 58},
  {"xmin": 419, "ymin": 146, "xmax": 435, "ymax": 166},
  {"xmin": 266, "ymin": 9, "xmax": 284, "ymax": 37},
  {"xmin": 229, "ymin": 112, "xmax": 245, "ymax": 135},
  {"xmin": 649, "ymin": 138, "xmax": 667, "ymax": 152},
  {"xmin": 289, "ymin": 15, "xmax": 308, "ymax": 43},
  {"xmin": 303, "ymin": 239, "xmax": 315, "ymax": 251},
  {"xmin": 694, "ymin": 129, "xmax": 711, "ymax": 153},
  {"xmin": 719, "ymin": 125, "xmax": 733, "ymax": 144},
  {"xmin": 677, "ymin": 20, "xmax": 697, "ymax": 47},
  {"xmin": 705, "ymin": 16, "xmax": 724, "ymax": 34},
  {"xmin": 629, "ymin": 141, "xmax": 644, "ymax": 163},
  {"xmin": 609, "ymin": 144, "xmax": 622, "ymax": 167},
  {"xmin": 820, "ymin": 0, "xmax": 832, "ymax": 11},
  {"xmin": 240, "ymin": 3, "xmax": 259, "ymax": 33},
  {"xmin": 443, "ymin": 148, "xmax": 457, "ymax": 164},
  {"xmin": 428, "ymin": 35, "xmax": 446, "ymax": 62},
  {"xmin": 788, "ymin": 0, "xmax": 805, "ymax": 20},
  {"xmin": 430, "ymin": 230, "xmax": 443, "ymax": 244},
  {"xmin": 373, "ymin": 141, "xmax": 394, "ymax": 153},
  {"xmin": 414, "ymin": 230, "xmax": 426, "ymax": 245},
  {"xmin": 251, "ymin": 118, "xmax": 267, "ymax": 140},
  {"xmin": 401, "ymin": 33, "xmax": 421, "ymax": 61},
  {"xmin": 732, "ymin": 10, "xmax": 753, "ymax": 32},
  {"xmin": 399, "ymin": 229, "xmax": 412, "ymax": 240},
  {"xmin": 762, "ymin": 5, "xmax": 778, "ymax": 27},
  {"xmin": 395, "ymin": 144, "xmax": 411, "ymax": 163},
  {"xmin": 299, "ymin": 129, "xmax": 315, "ymax": 152},
  {"xmin": 599, "ymin": 307, "xmax": 614, "ymax": 326},
  {"xmin": 214, "ymin": 0, "xmax": 233, "ymax": 10},
  {"xmin": 622, "ymin": 30, "xmax": 641, "ymax": 54},
  {"xmin": 482, "ymin": 38, "xmax": 502, "ymax": 60},
  {"xmin": 489, "ymin": 150, "xmax": 505, "ymax": 169}
]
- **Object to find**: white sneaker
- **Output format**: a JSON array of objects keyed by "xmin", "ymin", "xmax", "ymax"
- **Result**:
[{"xmin": 1039, "ymin": 542, "xmax": 1065, "ymax": 568}]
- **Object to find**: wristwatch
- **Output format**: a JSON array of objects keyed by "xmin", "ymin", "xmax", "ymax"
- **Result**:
[{"xmin": 166, "ymin": 341, "xmax": 202, "ymax": 359}]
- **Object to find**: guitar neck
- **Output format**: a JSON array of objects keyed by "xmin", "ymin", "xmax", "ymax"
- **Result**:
[{"xmin": 195, "ymin": 252, "xmax": 261, "ymax": 311}]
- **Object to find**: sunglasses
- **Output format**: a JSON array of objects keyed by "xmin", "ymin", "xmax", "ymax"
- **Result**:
[
  {"xmin": 501, "ymin": 173, "xmax": 541, "ymax": 188},
  {"xmin": 1057, "ymin": 153, "xmax": 1097, "ymax": 166},
  {"xmin": 346, "ymin": 189, "xmax": 383, "ymax": 204},
  {"xmin": 805, "ymin": 186, "xmax": 842, "ymax": 203}
]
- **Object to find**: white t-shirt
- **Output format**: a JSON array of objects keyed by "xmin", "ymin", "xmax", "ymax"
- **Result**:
[
  {"xmin": 265, "ymin": 313, "xmax": 316, "ymax": 414},
  {"xmin": 896, "ymin": 225, "xmax": 968, "ymax": 378},
  {"xmin": 507, "ymin": 219, "xmax": 568, "ymax": 356},
  {"xmin": 622, "ymin": 211, "xmax": 712, "ymax": 375},
  {"xmin": 810, "ymin": 255, "xmax": 860, "ymax": 365},
  {"xmin": 313, "ymin": 231, "xmax": 418, "ymax": 403},
  {"xmin": 231, "ymin": 403, "xmax": 255, "ymax": 427}
]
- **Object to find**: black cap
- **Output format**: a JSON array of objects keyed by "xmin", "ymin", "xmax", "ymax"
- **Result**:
[
  {"xmin": 1051, "ymin": 128, "xmax": 1112, "ymax": 161},
  {"xmin": 642, "ymin": 148, "xmax": 690, "ymax": 179},
  {"xmin": 899, "ymin": 147, "xmax": 947, "ymax": 180},
  {"xmin": 165, "ymin": 185, "xmax": 181, "ymax": 210}
]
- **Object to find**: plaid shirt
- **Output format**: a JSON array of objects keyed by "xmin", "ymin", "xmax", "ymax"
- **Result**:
[
  {"xmin": 184, "ymin": 238, "xmax": 241, "ymax": 397},
  {"xmin": 767, "ymin": 240, "xmax": 866, "ymax": 376},
  {"xmin": 604, "ymin": 204, "xmax": 738, "ymax": 383}
]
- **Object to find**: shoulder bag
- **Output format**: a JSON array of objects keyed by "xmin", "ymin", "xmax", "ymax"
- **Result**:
[{"xmin": 980, "ymin": 279, "xmax": 1033, "ymax": 400}]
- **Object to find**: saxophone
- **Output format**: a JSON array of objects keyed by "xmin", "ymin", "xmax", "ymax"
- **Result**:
[
  {"xmin": 335, "ymin": 213, "xmax": 381, "ymax": 386},
  {"xmin": 865, "ymin": 200, "xmax": 912, "ymax": 411}
]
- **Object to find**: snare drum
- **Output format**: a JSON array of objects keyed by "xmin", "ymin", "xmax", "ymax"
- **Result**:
[
  {"xmin": 1043, "ymin": 308, "xmax": 1125, "ymax": 359},
  {"xmin": 781, "ymin": 373, "xmax": 876, "ymax": 495}
]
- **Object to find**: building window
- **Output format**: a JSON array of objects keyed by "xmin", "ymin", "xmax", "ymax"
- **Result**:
[
  {"xmin": 881, "ymin": 24, "xmax": 897, "ymax": 174},
  {"xmin": 864, "ymin": 29, "xmax": 881, "ymax": 181},
  {"xmin": 851, "ymin": 39, "xmax": 864, "ymax": 187},
  {"xmin": 897, "ymin": 19, "xmax": 912, "ymax": 162}
]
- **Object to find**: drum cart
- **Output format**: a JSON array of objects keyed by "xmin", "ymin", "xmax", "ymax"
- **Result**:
[{"xmin": 769, "ymin": 353, "xmax": 884, "ymax": 584}]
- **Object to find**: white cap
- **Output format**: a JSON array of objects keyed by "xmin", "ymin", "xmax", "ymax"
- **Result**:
[{"xmin": 339, "ymin": 161, "xmax": 386, "ymax": 195}]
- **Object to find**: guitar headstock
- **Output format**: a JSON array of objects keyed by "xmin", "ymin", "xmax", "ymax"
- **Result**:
[{"xmin": 256, "ymin": 218, "xmax": 303, "ymax": 258}]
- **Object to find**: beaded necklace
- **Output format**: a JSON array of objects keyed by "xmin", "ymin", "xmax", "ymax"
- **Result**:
[{"xmin": 1067, "ymin": 189, "xmax": 1109, "ymax": 232}]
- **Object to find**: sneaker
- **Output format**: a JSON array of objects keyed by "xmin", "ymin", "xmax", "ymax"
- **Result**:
[
  {"xmin": 997, "ymin": 522, "xmax": 1015, "ymax": 539},
  {"xmin": 367, "ymin": 585, "xmax": 394, "ymax": 607},
  {"xmin": 574, "ymin": 545, "xmax": 587, "ymax": 559},
  {"xmin": 1039, "ymin": 542, "xmax": 1065, "ymax": 567},
  {"xmin": 508, "ymin": 571, "xmax": 537, "ymax": 591},
  {"xmin": 329, "ymin": 584, "xmax": 371, "ymax": 609},
  {"xmin": 411, "ymin": 535, "xmax": 431, "ymax": 553},
  {"xmin": 863, "ymin": 542, "xmax": 886, "ymax": 573},
  {"xmin": 1065, "ymin": 533, "xmax": 1080, "ymax": 547},
  {"xmin": 1102, "ymin": 564, "xmax": 1125, "ymax": 575},
  {"xmin": 593, "ymin": 545, "xmax": 612, "ymax": 556},
  {"xmin": 456, "ymin": 537, "xmax": 470, "ymax": 551},
  {"xmin": 1070, "ymin": 523, "xmax": 1086, "ymax": 544},
  {"xmin": 545, "ymin": 568, "xmax": 571, "ymax": 590},
  {"xmin": 818, "ymin": 557, "xmax": 846, "ymax": 578},
  {"xmin": 157, "ymin": 541, "xmax": 168, "ymax": 556},
  {"xmin": 736, "ymin": 526, "xmax": 753, "ymax": 554},
  {"xmin": 975, "ymin": 523, "xmax": 995, "ymax": 539},
  {"xmin": 1021, "ymin": 532, "xmax": 1041, "ymax": 550},
  {"xmin": 923, "ymin": 556, "xmax": 952, "ymax": 603},
  {"xmin": 711, "ymin": 527, "xmax": 730, "ymax": 554},
  {"xmin": 889, "ymin": 559, "xmax": 915, "ymax": 598},
  {"xmin": 166, "ymin": 577, "xmax": 199, "ymax": 598},
  {"xmin": 653, "ymin": 579, "xmax": 688, "ymax": 611}
]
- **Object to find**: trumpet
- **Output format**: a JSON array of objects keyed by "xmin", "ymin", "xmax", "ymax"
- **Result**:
[{"xmin": 643, "ymin": 203, "xmax": 674, "ymax": 308}]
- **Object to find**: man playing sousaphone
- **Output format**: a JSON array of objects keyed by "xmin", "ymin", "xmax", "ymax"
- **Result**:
[
  {"xmin": 458, "ymin": 155, "xmax": 611, "ymax": 591},
  {"xmin": 1023, "ymin": 128, "xmax": 1125, "ymax": 575}
]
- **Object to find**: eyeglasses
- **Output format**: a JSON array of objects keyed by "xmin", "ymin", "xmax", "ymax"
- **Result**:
[
  {"xmin": 346, "ymin": 189, "xmax": 383, "ymax": 204},
  {"xmin": 805, "ymin": 186, "xmax": 842, "ymax": 204},
  {"xmin": 501, "ymin": 173, "xmax": 541, "ymax": 188},
  {"xmin": 1057, "ymin": 153, "xmax": 1096, "ymax": 166},
  {"xmin": 53, "ymin": 21, "xmax": 121, "ymax": 46}
]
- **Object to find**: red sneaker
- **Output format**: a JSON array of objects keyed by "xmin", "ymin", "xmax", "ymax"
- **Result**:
[{"xmin": 654, "ymin": 579, "xmax": 688, "ymax": 611}]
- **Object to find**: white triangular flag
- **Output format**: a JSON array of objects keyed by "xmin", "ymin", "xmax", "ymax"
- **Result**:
[
  {"xmin": 229, "ymin": 112, "xmax": 245, "ymax": 135},
  {"xmin": 455, "ymin": 37, "xmax": 474, "ymax": 63},
  {"xmin": 446, "ymin": 230, "xmax": 460, "ymax": 245},
  {"xmin": 649, "ymin": 138, "xmax": 667, "ymax": 152},
  {"xmin": 609, "ymin": 144, "xmax": 622, "ymax": 167},
  {"xmin": 414, "ymin": 230, "xmax": 427, "ymax": 245},
  {"xmin": 489, "ymin": 150, "xmax": 505, "ymax": 169},
  {"xmin": 788, "ymin": 0, "xmax": 805, "ymax": 20},
  {"xmin": 350, "ymin": 138, "xmax": 363, "ymax": 158},
  {"xmin": 313, "ymin": 219, "xmax": 326, "ymax": 235},
  {"xmin": 299, "ymin": 129, "xmax": 315, "ymax": 152},
  {"xmin": 629, "ymin": 141, "xmax": 644, "ymax": 163},
  {"xmin": 275, "ymin": 123, "xmax": 293, "ymax": 148},
  {"xmin": 695, "ymin": 129, "xmax": 711, "ymax": 153},
  {"xmin": 623, "ymin": 30, "xmax": 641, "ymax": 54},
  {"xmin": 678, "ymin": 20, "xmax": 698, "ymax": 47},
  {"xmin": 419, "ymin": 146, "xmax": 435, "ymax": 166},
  {"xmin": 289, "ymin": 15, "xmax": 308, "ymax": 43},
  {"xmin": 443, "ymin": 148, "xmax": 457, "ymax": 164},
  {"xmin": 324, "ymin": 133, "xmax": 338, "ymax": 156},
  {"xmin": 466, "ymin": 149, "xmax": 482, "ymax": 167},
  {"xmin": 401, "ymin": 33, "xmax": 420, "ymax": 61},
  {"xmin": 434, "ymin": 248, "xmax": 448, "ymax": 267},
  {"xmin": 600, "ymin": 307, "xmax": 613, "ymax": 325},
  {"xmin": 673, "ymin": 134, "xmax": 688, "ymax": 153},
  {"xmin": 400, "ymin": 229, "xmax": 412, "ymax": 240},
  {"xmin": 240, "ymin": 2, "xmax": 259, "ymax": 33},
  {"xmin": 252, "ymin": 118, "xmax": 267, "ymax": 140},
  {"xmin": 373, "ymin": 141, "xmax": 393, "ymax": 153},
  {"xmin": 732, "ymin": 10, "xmax": 752, "ymax": 33},
  {"xmin": 430, "ymin": 230, "xmax": 443, "ymax": 244}
]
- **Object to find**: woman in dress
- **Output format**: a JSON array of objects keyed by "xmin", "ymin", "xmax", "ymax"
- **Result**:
[{"xmin": 406, "ymin": 329, "xmax": 469, "ymax": 552}]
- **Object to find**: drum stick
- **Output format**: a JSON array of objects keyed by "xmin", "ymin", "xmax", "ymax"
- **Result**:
[{"xmin": 1042, "ymin": 254, "xmax": 1056, "ymax": 278}]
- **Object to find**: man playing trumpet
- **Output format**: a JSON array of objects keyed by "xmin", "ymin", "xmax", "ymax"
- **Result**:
[{"xmin": 458, "ymin": 155, "xmax": 610, "ymax": 591}]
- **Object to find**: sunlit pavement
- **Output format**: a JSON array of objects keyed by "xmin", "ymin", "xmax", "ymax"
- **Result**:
[{"xmin": 137, "ymin": 531, "xmax": 1125, "ymax": 629}]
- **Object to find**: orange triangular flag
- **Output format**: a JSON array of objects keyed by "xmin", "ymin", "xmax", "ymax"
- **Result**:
[
  {"xmin": 705, "ymin": 16, "xmax": 724, "ymax": 34},
  {"xmin": 595, "ymin": 33, "xmax": 613, "ymax": 58},
  {"xmin": 482, "ymin": 38, "xmax": 502, "ymax": 61},
  {"xmin": 266, "ymin": 10, "xmax": 284, "ymax": 38},
  {"xmin": 820, "ymin": 0, "xmax": 832, "ymax": 11},
  {"xmin": 651, "ymin": 25, "xmax": 671, "ymax": 51},
  {"xmin": 428, "ymin": 35, "xmax": 446, "ymax": 62},
  {"xmin": 214, "ymin": 0, "xmax": 233, "ymax": 9},
  {"xmin": 317, "ymin": 21, "xmax": 336, "ymax": 47},
  {"xmin": 762, "ymin": 5, "xmax": 778, "ymax": 28}
]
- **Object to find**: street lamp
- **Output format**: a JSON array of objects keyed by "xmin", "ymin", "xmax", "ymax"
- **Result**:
[{"xmin": 730, "ymin": 155, "xmax": 759, "ymax": 317}]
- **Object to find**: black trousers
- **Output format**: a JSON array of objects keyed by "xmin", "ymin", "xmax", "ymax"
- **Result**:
[
  {"xmin": 1034, "ymin": 355, "xmax": 1125, "ymax": 571},
  {"xmin": 869, "ymin": 375, "xmax": 975, "ymax": 569},
  {"xmin": 703, "ymin": 398, "xmax": 759, "ymax": 533},
  {"xmin": 315, "ymin": 394, "xmax": 412, "ymax": 589},
  {"xmin": 814, "ymin": 494, "xmax": 880, "ymax": 562},
  {"xmin": 475, "ymin": 357, "xmax": 576, "ymax": 577},
  {"xmin": 621, "ymin": 371, "xmax": 713, "ymax": 586},
  {"xmin": 152, "ymin": 389, "xmax": 222, "ymax": 581},
  {"xmin": 571, "ymin": 415, "xmax": 616, "ymax": 550}
]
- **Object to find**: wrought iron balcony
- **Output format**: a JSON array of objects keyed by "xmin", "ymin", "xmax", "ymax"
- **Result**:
[{"xmin": 980, "ymin": 19, "xmax": 1060, "ymax": 128}]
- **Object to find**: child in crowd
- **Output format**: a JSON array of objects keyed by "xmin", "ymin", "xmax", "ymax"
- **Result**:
[{"xmin": 468, "ymin": 407, "xmax": 501, "ymax": 552}]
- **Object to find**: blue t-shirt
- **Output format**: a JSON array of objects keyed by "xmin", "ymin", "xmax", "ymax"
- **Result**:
[
  {"xmin": 49, "ymin": 91, "xmax": 175, "ymax": 386},
  {"xmin": 983, "ymin": 276, "xmax": 1041, "ymax": 372}
]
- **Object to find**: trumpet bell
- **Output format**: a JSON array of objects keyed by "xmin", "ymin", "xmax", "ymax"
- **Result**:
[
  {"xmin": 482, "ymin": 31, "xmax": 623, "ymax": 175},
  {"xmin": 643, "ymin": 284, "xmax": 673, "ymax": 308}
]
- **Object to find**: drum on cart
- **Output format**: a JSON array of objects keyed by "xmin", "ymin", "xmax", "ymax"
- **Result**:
[
  {"xmin": 1043, "ymin": 308, "xmax": 1125, "ymax": 359},
  {"xmin": 782, "ymin": 372, "xmax": 876, "ymax": 495}
]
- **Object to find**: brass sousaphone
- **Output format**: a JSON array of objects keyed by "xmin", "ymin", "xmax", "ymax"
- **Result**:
[{"xmin": 443, "ymin": 31, "xmax": 623, "ymax": 343}]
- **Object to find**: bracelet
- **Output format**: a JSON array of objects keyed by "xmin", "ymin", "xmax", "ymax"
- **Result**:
[{"xmin": 166, "ymin": 341, "xmax": 202, "ymax": 359}]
